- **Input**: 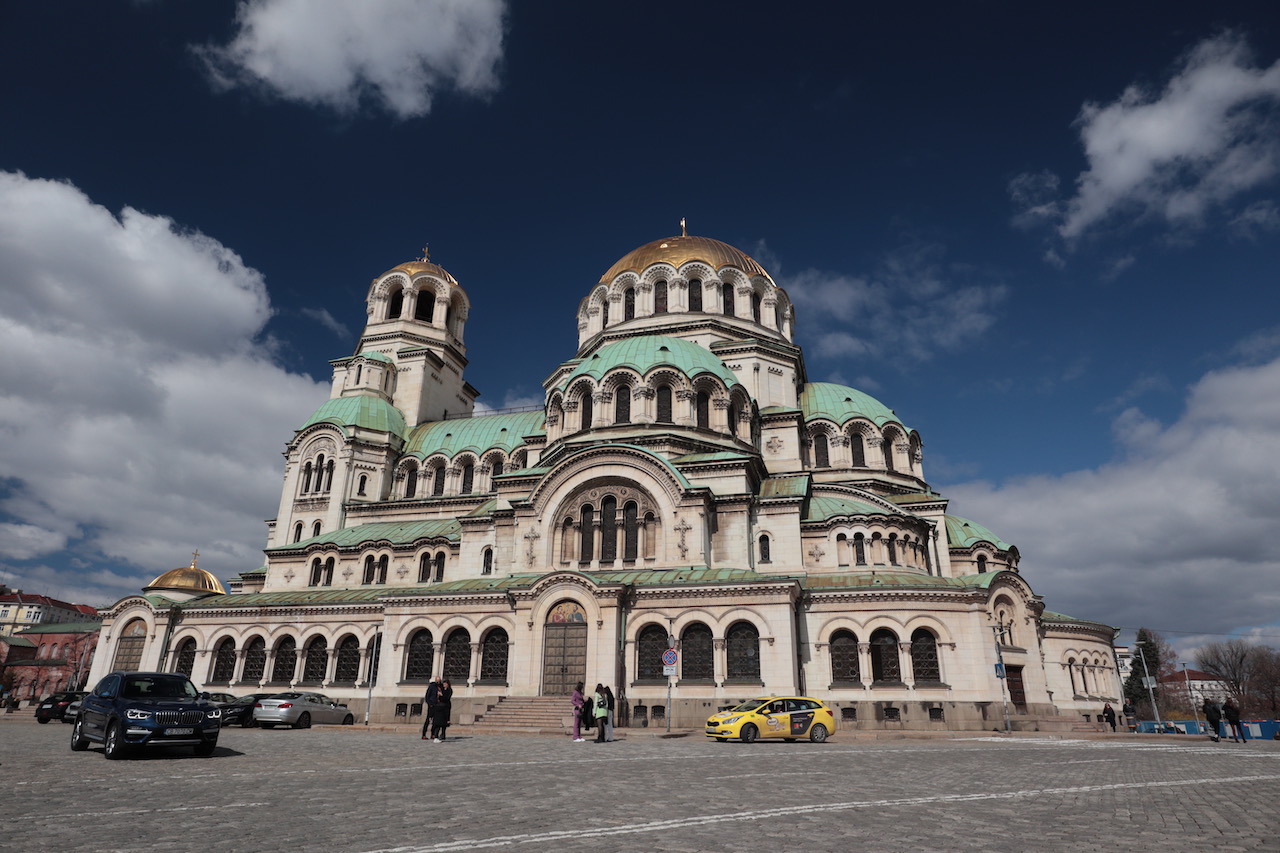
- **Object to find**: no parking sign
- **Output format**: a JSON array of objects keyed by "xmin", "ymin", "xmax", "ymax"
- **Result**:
[{"xmin": 662, "ymin": 648, "xmax": 677, "ymax": 675}]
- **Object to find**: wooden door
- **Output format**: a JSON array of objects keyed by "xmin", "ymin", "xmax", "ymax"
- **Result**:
[
  {"xmin": 542, "ymin": 623, "xmax": 587, "ymax": 695},
  {"xmin": 1006, "ymin": 665, "xmax": 1027, "ymax": 711}
]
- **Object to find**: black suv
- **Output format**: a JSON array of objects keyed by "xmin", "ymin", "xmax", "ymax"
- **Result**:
[
  {"xmin": 70, "ymin": 672, "xmax": 221, "ymax": 759},
  {"xmin": 35, "ymin": 691, "xmax": 87, "ymax": 723}
]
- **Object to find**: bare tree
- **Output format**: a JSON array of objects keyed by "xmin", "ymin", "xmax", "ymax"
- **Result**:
[
  {"xmin": 1251, "ymin": 646, "xmax": 1280, "ymax": 718},
  {"xmin": 1195, "ymin": 639, "xmax": 1264, "ymax": 709}
]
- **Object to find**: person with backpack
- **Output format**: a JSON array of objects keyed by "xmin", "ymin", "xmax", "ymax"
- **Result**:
[
  {"xmin": 421, "ymin": 676, "xmax": 441, "ymax": 741},
  {"xmin": 1202, "ymin": 697, "xmax": 1222, "ymax": 742},
  {"xmin": 571, "ymin": 681, "xmax": 586, "ymax": 742},
  {"xmin": 1223, "ymin": 697, "xmax": 1247, "ymax": 743},
  {"xmin": 593, "ymin": 683, "xmax": 608, "ymax": 743}
]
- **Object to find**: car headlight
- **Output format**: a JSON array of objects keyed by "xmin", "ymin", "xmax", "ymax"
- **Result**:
[
  {"xmin": 126, "ymin": 708, "xmax": 152, "ymax": 720},
  {"xmin": 721, "ymin": 715, "xmax": 742, "ymax": 725},
  {"xmin": 206, "ymin": 708, "xmax": 221, "ymax": 719}
]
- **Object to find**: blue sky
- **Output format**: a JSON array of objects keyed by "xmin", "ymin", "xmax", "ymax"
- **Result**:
[{"xmin": 2, "ymin": 1, "xmax": 1279, "ymax": 656}]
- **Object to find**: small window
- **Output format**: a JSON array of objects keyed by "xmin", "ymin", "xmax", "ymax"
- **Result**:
[
  {"xmin": 929, "ymin": 707, "xmax": 945, "ymax": 722},
  {"xmin": 688, "ymin": 279, "xmax": 702, "ymax": 311},
  {"xmin": 883, "ymin": 707, "xmax": 901, "ymax": 721},
  {"xmin": 461, "ymin": 463, "xmax": 475, "ymax": 495},
  {"xmin": 654, "ymin": 281, "xmax": 668, "ymax": 314},
  {"xmin": 623, "ymin": 287, "xmax": 635, "ymax": 321},
  {"xmin": 614, "ymin": 385, "xmax": 631, "ymax": 424},
  {"xmin": 840, "ymin": 707, "xmax": 857, "ymax": 722},
  {"xmin": 656, "ymin": 385, "xmax": 673, "ymax": 423},
  {"xmin": 357, "ymin": 474, "xmax": 368, "ymax": 496},
  {"xmin": 758, "ymin": 534, "xmax": 771, "ymax": 564},
  {"xmin": 312, "ymin": 521, "xmax": 322, "ymax": 538},
  {"xmin": 293, "ymin": 522, "xmax": 303, "ymax": 543},
  {"xmin": 482, "ymin": 548, "xmax": 493, "ymax": 575},
  {"xmin": 721, "ymin": 282, "xmax": 735, "ymax": 316},
  {"xmin": 977, "ymin": 554, "xmax": 988, "ymax": 573},
  {"xmin": 814, "ymin": 433, "xmax": 829, "ymax": 468}
]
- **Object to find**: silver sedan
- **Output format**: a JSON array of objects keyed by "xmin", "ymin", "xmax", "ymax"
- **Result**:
[{"xmin": 252, "ymin": 692, "xmax": 355, "ymax": 729}]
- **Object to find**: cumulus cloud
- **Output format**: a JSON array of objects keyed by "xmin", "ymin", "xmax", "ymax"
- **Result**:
[
  {"xmin": 1011, "ymin": 32, "xmax": 1280, "ymax": 249},
  {"xmin": 0, "ymin": 171, "xmax": 327, "ymax": 605},
  {"xmin": 944, "ymin": 353, "xmax": 1280, "ymax": 647},
  {"xmin": 196, "ymin": 0, "xmax": 507, "ymax": 119},
  {"xmin": 301, "ymin": 306, "xmax": 350, "ymax": 338},
  {"xmin": 783, "ymin": 243, "xmax": 1006, "ymax": 364}
]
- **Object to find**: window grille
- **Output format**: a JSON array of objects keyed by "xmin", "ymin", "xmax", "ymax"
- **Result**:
[
  {"xmin": 579, "ymin": 506, "xmax": 594, "ymax": 563},
  {"xmin": 623, "ymin": 287, "xmax": 635, "ymax": 321},
  {"xmin": 929, "ymin": 707, "xmax": 945, "ymax": 722},
  {"xmin": 272, "ymin": 637, "xmax": 297, "ymax": 682},
  {"xmin": 884, "ymin": 707, "xmax": 901, "ymax": 721},
  {"xmin": 688, "ymin": 279, "xmax": 702, "ymax": 311},
  {"xmin": 174, "ymin": 639, "xmax": 197, "ymax": 676},
  {"xmin": 870, "ymin": 629, "xmax": 901, "ymax": 682},
  {"xmin": 840, "ymin": 707, "xmax": 857, "ymax": 722},
  {"xmin": 405, "ymin": 630, "xmax": 434, "ymax": 680},
  {"xmin": 830, "ymin": 631, "xmax": 860, "ymax": 683},
  {"xmin": 461, "ymin": 463, "xmax": 474, "ymax": 495},
  {"xmin": 623, "ymin": 503, "xmax": 639, "ymax": 561},
  {"xmin": 302, "ymin": 637, "xmax": 327, "ymax": 683},
  {"xmin": 211, "ymin": 639, "xmax": 236, "ymax": 682},
  {"xmin": 480, "ymin": 629, "xmax": 509, "ymax": 681},
  {"xmin": 482, "ymin": 548, "xmax": 493, "ymax": 575},
  {"xmin": 443, "ymin": 630, "xmax": 471, "ymax": 682},
  {"xmin": 334, "ymin": 637, "xmax": 361, "ymax": 683},
  {"xmin": 850, "ymin": 434, "xmax": 865, "ymax": 466},
  {"xmin": 242, "ymin": 637, "xmax": 267, "ymax": 682},
  {"xmin": 600, "ymin": 497, "xmax": 617, "ymax": 562},
  {"xmin": 681, "ymin": 623, "xmax": 713, "ymax": 680},
  {"xmin": 637, "ymin": 624, "xmax": 667, "ymax": 680},
  {"xmin": 910, "ymin": 629, "xmax": 941, "ymax": 682},
  {"xmin": 615, "ymin": 385, "xmax": 631, "ymax": 424},
  {"xmin": 726, "ymin": 622, "xmax": 760, "ymax": 680},
  {"xmin": 656, "ymin": 385, "xmax": 673, "ymax": 423}
]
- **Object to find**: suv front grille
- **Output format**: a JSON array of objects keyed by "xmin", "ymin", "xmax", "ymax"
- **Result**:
[{"xmin": 154, "ymin": 710, "xmax": 206, "ymax": 725}]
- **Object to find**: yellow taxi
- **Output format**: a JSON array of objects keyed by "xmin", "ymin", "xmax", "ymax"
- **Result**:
[{"xmin": 705, "ymin": 696, "xmax": 836, "ymax": 743}]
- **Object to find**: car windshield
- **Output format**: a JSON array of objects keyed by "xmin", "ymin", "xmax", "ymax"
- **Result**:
[
  {"xmin": 729, "ymin": 698, "xmax": 772, "ymax": 712},
  {"xmin": 233, "ymin": 695, "xmax": 263, "ymax": 705},
  {"xmin": 120, "ymin": 676, "xmax": 198, "ymax": 700},
  {"xmin": 272, "ymin": 692, "xmax": 304, "ymax": 700}
]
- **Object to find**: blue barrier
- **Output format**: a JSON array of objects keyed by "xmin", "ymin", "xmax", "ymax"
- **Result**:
[{"xmin": 1133, "ymin": 719, "xmax": 1279, "ymax": 740}]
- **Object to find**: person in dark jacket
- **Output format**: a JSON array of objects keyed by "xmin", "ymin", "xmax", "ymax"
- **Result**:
[
  {"xmin": 421, "ymin": 676, "xmax": 441, "ymax": 740},
  {"xmin": 1222, "ymin": 697, "xmax": 1247, "ymax": 743},
  {"xmin": 1202, "ymin": 697, "xmax": 1222, "ymax": 742},
  {"xmin": 593, "ymin": 684, "xmax": 608, "ymax": 743},
  {"xmin": 431, "ymin": 678, "xmax": 454, "ymax": 742},
  {"xmin": 603, "ymin": 685, "xmax": 616, "ymax": 742},
  {"xmin": 1102, "ymin": 703, "xmax": 1117, "ymax": 732},
  {"xmin": 571, "ymin": 681, "xmax": 586, "ymax": 742}
]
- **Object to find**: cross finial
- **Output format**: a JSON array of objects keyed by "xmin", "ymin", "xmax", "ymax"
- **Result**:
[
  {"xmin": 679, "ymin": 217, "xmax": 687, "ymax": 237},
  {"xmin": 190, "ymin": 549, "xmax": 200, "ymax": 568},
  {"xmin": 419, "ymin": 244, "xmax": 430, "ymax": 262}
]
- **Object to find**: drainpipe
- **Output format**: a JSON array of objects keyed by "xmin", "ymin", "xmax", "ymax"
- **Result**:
[
  {"xmin": 157, "ymin": 605, "xmax": 181, "ymax": 672},
  {"xmin": 615, "ymin": 584, "xmax": 634, "ymax": 728},
  {"xmin": 793, "ymin": 585, "xmax": 808, "ymax": 696}
]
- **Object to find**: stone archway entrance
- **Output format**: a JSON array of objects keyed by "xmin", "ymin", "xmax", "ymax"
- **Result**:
[{"xmin": 542, "ymin": 600, "xmax": 587, "ymax": 695}]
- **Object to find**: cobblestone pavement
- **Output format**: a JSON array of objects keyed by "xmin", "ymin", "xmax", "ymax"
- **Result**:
[{"xmin": 3, "ymin": 718, "xmax": 1279, "ymax": 852}]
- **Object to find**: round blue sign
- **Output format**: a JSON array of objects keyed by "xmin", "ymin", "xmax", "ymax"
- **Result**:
[{"xmin": 662, "ymin": 648, "xmax": 678, "ymax": 666}]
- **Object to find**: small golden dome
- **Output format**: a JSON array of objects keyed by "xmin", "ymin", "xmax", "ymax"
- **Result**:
[
  {"xmin": 382, "ymin": 246, "xmax": 459, "ymax": 286},
  {"xmin": 145, "ymin": 552, "xmax": 226, "ymax": 596},
  {"xmin": 599, "ymin": 235, "xmax": 769, "ymax": 284}
]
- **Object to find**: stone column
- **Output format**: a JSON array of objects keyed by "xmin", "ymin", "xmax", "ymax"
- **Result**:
[{"xmin": 857, "ymin": 642, "xmax": 873, "ymax": 688}]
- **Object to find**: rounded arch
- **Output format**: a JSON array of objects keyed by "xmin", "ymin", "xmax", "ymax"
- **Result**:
[
  {"xmin": 725, "ymin": 619, "xmax": 761, "ymax": 680},
  {"xmin": 403, "ymin": 626, "xmax": 436, "ymax": 681},
  {"xmin": 635, "ymin": 622, "xmax": 669, "ymax": 681}
]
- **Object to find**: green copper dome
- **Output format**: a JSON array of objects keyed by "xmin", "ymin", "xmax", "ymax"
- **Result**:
[
  {"xmin": 799, "ymin": 382, "xmax": 907, "ymax": 431},
  {"xmin": 301, "ymin": 395, "xmax": 407, "ymax": 438},
  {"xmin": 559, "ymin": 335, "xmax": 740, "ymax": 392},
  {"xmin": 405, "ymin": 410, "xmax": 545, "ymax": 459}
]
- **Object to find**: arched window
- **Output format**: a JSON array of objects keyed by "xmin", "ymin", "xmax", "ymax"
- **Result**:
[
  {"xmin": 830, "ymin": 630, "xmax": 860, "ymax": 683},
  {"xmin": 623, "ymin": 287, "xmax": 635, "ymax": 321},
  {"xmin": 721, "ymin": 282, "xmax": 735, "ymax": 316},
  {"xmin": 758, "ymin": 534, "xmax": 771, "ymax": 563},
  {"xmin": 210, "ymin": 638, "xmax": 236, "ymax": 683},
  {"xmin": 637, "ymin": 624, "xmax": 667, "ymax": 680},
  {"xmin": 751, "ymin": 292, "xmax": 762, "ymax": 323},
  {"xmin": 884, "ymin": 437, "xmax": 896, "ymax": 471},
  {"xmin": 309, "ymin": 558, "xmax": 324, "ymax": 586},
  {"xmin": 910, "ymin": 629, "xmax": 941, "ymax": 683},
  {"xmin": 614, "ymin": 384, "xmax": 631, "ymax": 424},
  {"xmin": 418, "ymin": 553, "xmax": 431, "ymax": 583},
  {"xmin": 482, "ymin": 547, "xmax": 494, "ymax": 575},
  {"xmin": 623, "ymin": 502, "xmax": 639, "ymax": 561},
  {"xmin": 728, "ymin": 402, "xmax": 740, "ymax": 437},
  {"xmin": 324, "ymin": 459, "xmax": 334, "ymax": 491},
  {"xmin": 836, "ymin": 533, "xmax": 848, "ymax": 567},
  {"xmin": 854, "ymin": 533, "xmax": 867, "ymax": 565},
  {"xmin": 314, "ymin": 455, "xmax": 325, "ymax": 490},
  {"xmin": 334, "ymin": 636, "xmax": 361, "ymax": 684},
  {"xmin": 355, "ymin": 364, "xmax": 363, "ymax": 385},
  {"xmin": 654, "ymin": 280, "xmax": 668, "ymax": 314},
  {"xmin": 415, "ymin": 290, "xmax": 434, "ymax": 322},
  {"xmin": 580, "ymin": 393, "xmax": 593, "ymax": 431},
  {"xmin": 888, "ymin": 535, "xmax": 899, "ymax": 565},
  {"xmin": 293, "ymin": 522, "xmax": 303, "ymax": 543},
  {"xmin": 433, "ymin": 552, "xmax": 445, "ymax": 583},
  {"xmin": 1067, "ymin": 657, "xmax": 1078, "ymax": 694},
  {"xmin": 850, "ymin": 433, "xmax": 866, "ymax": 467},
  {"xmin": 242, "ymin": 637, "xmax": 267, "ymax": 683},
  {"xmin": 312, "ymin": 521, "xmax": 321, "ymax": 538},
  {"xmin": 696, "ymin": 391, "xmax": 710, "ymax": 429},
  {"xmin": 323, "ymin": 557, "xmax": 334, "ymax": 586},
  {"xmin": 814, "ymin": 433, "xmax": 829, "ymax": 468},
  {"xmin": 357, "ymin": 474, "xmax": 368, "ymax": 495},
  {"xmin": 681, "ymin": 623, "xmax": 713, "ymax": 680},
  {"xmin": 376, "ymin": 555, "xmax": 388, "ymax": 584},
  {"xmin": 688, "ymin": 279, "xmax": 702, "ymax": 311},
  {"xmin": 480, "ymin": 629, "xmax": 509, "ymax": 681},
  {"xmin": 302, "ymin": 637, "xmax": 327, "ymax": 683},
  {"xmin": 726, "ymin": 622, "xmax": 760, "ymax": 680},
  {"xmin": 490, "ymin": 459, "xmax": 503, "ymax": 480},
  {"xmin": 362, "ymin": 556, "xmax": 376, "ymax": 585},
  {"xmin": 388, "ymin": 288, "xmax": 404, "ymax": 319},
  {"xmin": 443, "ymin": 629, "xmax": 471, "ymax": 682},
  {"xmin": 301, "ymin": 462, "xmax": 313, "ymax": 494},
  {"xmin": 870, "ymin": 628, "xmax": 901, "ymax": 682},
  {"xmin": 271, "ymin": 637, "xmax": 297, "ymax": 683},
  {"xmin": 404, "ymin": 466, "xmax": 418, "ymax": 498},
  {"xmin": 461, "ymin": 463, "xmax": 474, "ymax": 495},
  {"xmin": 656, "ymin": 385, "xmax": 673, "ymax": 423},
  {"xmin": 111, "ymin": 619, "xmax": 147, "ymax": 672},
  {"xmin": 976, "ymin": 554, "xmax": 988, "ymax": 573},
  {"xmin": 600, "ymin": 496, "xmax": 617, "ymax": 563},
  {"xmin": 432, "ymin": 465, "xmax": 446, "ymax": 496},
  {"xmin": 579, "ymin": 505, "xmax": 594, "ymax": 564},
  {"xmin": 405, "ymin": 630, "xmax": 434, "ymax": 680},
  {"xmin": 173, "ymin": 638, "xmax": 197, "ymax": 676}
]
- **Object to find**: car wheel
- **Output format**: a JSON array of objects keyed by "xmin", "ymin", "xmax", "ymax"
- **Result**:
[
  {"xmin": 259, "ymin": 723, "xmax": 275, "ymax": 729},
  {"xmin": 342, "ymin": 714, "xmax": 354, "ymax": 725},
  {"xmin": 103, "ymin": 721, "xmax": 128, "ymax": 760},
  {"xmin": 740, "ymin": 723, "xmax": 759, "ymax": 743},
  {"xmin": 38, "ymin": 717, "xmax": 50, "ymax": 724},
  {"xmin": 294, "ymin": 712, "xmax": 311, "ymax": 729},
  {"xmin": 194, "ymin": 739, "xmax": 217, "ymax": 757},
  {"xmin": 70, "ymin": 717, "xmax": 89, "ymax": 751},
  {"xmin": 809, "ymin": 723, "xmax": 829, "ymax": 743},
  {"xmin": 241, "ymin": 716, "xmax": 256, "ymax": 728}
]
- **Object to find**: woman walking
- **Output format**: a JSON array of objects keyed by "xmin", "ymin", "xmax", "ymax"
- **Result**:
[
  {"xmin": 571, "ymin": 681, "xmax": 585, "ymax": 742},
  {"xmin": 431, "ymin": 678, "xmax": 453, "ymax": 742},
  {"xmin": 603, "ymin": 685, "xmax": 616, "ymax": 742},
  {"xmin": 1222, "ymin": 697, "xmax": 1247, "ymax": 743},
  {"xmin": 592, "ymin": 683, "xmax": 608, "ymax": 743}
]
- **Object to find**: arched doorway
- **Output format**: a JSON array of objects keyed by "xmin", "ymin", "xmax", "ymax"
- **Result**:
[{"xmin": 542, "ymin": 600, "xmax": 587, "ymax": 695}]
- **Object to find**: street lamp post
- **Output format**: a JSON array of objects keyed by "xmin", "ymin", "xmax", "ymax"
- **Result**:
[
  {"xmin": 991, "ymin": 622, "xmax": 1012, "ymax": 734},
  {"xmin": 1181, "ymin": 662, "xmax": 1199, "ymax": 731},
  {"xmin": 1134, "ymin": 640, "xmax": 1162, "ymax": 732}
]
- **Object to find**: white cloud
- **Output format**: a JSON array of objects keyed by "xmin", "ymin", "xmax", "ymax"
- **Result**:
[
  {"xmin": 784, "ymin": 243, "xmax": 1006, "ymax": 364},
  {"xmin": 0, "ymin": 171, "xmax": 328, "ymax": 604},
  {"xmin": 301, "ymin": 306, "xmax": 350, "ymax": 338},
  {"xmin": 1229, "ymin": 200, "xmax": 1280, "ymax": 239},
  {"xmin": 196, "ymin": 0, "xmax": 507, "ymax": 119},
  {"xmin": 1011, "ymin": 32, "xmax": 1280, "ymax": 248},
  {"xmin": 944, "ymin": 352, "xmax": 1280, "ymax": 644}
]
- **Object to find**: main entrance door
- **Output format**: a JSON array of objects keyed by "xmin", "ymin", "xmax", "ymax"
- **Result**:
[
  {"xmin": 542, "ymin": 601, "xmax": 588, "ymax": 695},
  {"xmin": 1006, "ymin": 665, "xmax": 1027, "ymax": 712}
]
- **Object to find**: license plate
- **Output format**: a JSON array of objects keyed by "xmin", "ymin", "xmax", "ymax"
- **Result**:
[{"xmin": 166, "ymin": 727, "xmax": 194, "ymax": 736}]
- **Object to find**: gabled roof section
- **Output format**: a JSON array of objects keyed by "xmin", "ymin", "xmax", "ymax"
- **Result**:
[
  {"xmin": 405, "ymin": 410, "xmax": 545, "ymax": 459},
  {"xmin": 301, "ymin": 395, "xmax": 407, "ymax": 438},
  {"xmin": 266, "ymin": 519, "xmax": 461, "ymax": 552},
  {"xmin": 945, "ymin": 515, "xmax": 1011, "ymax": 551}
]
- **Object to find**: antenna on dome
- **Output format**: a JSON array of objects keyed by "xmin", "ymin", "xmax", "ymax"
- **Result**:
[
  {"xmin": 419, "ymin": 244, "xmax": 431, "ymax": 262},
  {"xmin": 679, "ymin": 218, "xmax": 687, "ymax": 237}
]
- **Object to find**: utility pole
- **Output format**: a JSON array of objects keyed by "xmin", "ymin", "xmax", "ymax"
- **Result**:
[
  {"xmin": 991, "ymin": 622, "xmax": 1012, "ymax": 734},
  {"xmin": 1135, "ymin": 640, "xmax": 1162, "ymax": 732},
  {"xmin": 1181, "ymin": 662, "xmax": 1199, "ymax": 730}
]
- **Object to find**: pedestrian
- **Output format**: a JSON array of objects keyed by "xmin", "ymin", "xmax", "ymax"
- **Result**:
[
  {"xmin": 1122, "ymin": 699, "xmax": 1136, "ymax": 731},
  {"xmin": 592, "ymin": 683, "xmax": 608, "ymax": 743},
  {"xmin": 421, "ymin": 675, "xmax": 441, "ymax": 740},
  {"xmin": 1222, "ymin": 697, "xmax": 1247, "ymax": 743},
  {"xmin": 571, "ymin": 681, "xmax": 585, "ymax": 742},
  {"xmin": 603, "ymin": 685, "xmax": 616, "ymax": 742},
  {"xmin": 1102, "ymin": 702, "xmax": 1116, "ymax": 732},
  {"xmin": 431, "ymin": 678, "xmax": 453, "ymax": 742},
  {"xmin": 1201, "ymin": 697, "xmax": 1221, "ymax": 741}
]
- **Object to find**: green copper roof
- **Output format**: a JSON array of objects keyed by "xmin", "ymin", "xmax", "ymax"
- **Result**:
[
  {"xmin": 799, "ymin": 382, "xmax": 907, "ymax": 431},
  {"xmin": 406, "ymin": 411, "xmax": 544, "ymax": 459},
  {"xmin": 301, "ymin": 395, "xmax": 407, "ymax": 438},
  {"xmin": 804, "ymin": 495, "xmax": 899, "ymax": 522},
  {"xmin": 885, "ymin": 492, "xmax": 943, "ymax": 505},
  {"xmin": 673, "ymin": 451, "xmax": 754, "ymax": 464},
  {"xmin": 760, "ymin": 474, "xmax": 810, "ymax": 498},
  {"xmin": 945, "ymin": 515, "xmax": 1011, "ymax": 551},
  {"xmin": 558, "ymin": 335, "xmax": 740, "ymax": 392},
  {"xmin": 355, "ymin": 351, "xmax": 393, "ymax": 363},
  {"xmin": 266, "ymin": 519, "xmax": 461, "ymax": 552},
  {"xmin": 1, "ymin": 634, "xmax": 36, "ymax": 648},
  {"xmin": 800, "ymin": 571, "xmax": 990, "ymax": 591}
]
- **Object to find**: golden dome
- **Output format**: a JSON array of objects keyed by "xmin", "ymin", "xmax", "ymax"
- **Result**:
[
  {"xmin": 381, "ymin": 248, "xmax": 459, "ymax": 287},
  {"xmin": 599, "ymin": 235, "xmax": 769, "ymax": 283},
  {"xmin": 145, "ymin": 552, "xmax": 226, "ymax": 596}
]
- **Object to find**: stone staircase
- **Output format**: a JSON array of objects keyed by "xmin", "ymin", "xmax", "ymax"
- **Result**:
[{"xmin": 470, "ymin": 696, "xmax": 572, "ymax": 733}]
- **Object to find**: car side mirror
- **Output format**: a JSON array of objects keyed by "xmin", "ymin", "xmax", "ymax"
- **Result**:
[{"xmin": 199, "ymin": 692, "xmax": 210, "ymax": 700}]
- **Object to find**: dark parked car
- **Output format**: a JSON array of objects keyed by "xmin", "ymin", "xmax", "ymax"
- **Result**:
[
  {"xmin": 35, "ymin": 691, "xmax": 87, "ymax": 724},
  {"xmin": 70, "ymin": 671, "xmax": 221, "ymax": 759},
  {"xmin": 220, "ymin": 693, "xmax": 279, "ymax": 727}
]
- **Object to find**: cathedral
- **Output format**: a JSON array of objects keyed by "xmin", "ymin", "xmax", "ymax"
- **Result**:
[{"xmin": 88, "ymin": 232, "xmax": 1120, "ymax": 730}]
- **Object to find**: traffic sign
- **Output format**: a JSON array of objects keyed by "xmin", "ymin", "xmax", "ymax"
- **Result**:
[
  {"xmin": 662, "ymin": 648, "xmax": 678, "ymax": 666},
  {"xmin": 994, "ymin": 662, "xmax": 1006, "ymax": 678},
  {"xmin": 662, "ymin": 665, "xmax": 677, "ymax": 676}
]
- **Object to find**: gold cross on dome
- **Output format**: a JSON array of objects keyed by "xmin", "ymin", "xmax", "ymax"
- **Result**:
[
  {"xmin": 190, "ymin": 549, "xmax": 199, "ymax": 567},
  {"xmin": 680, "ymin": 217, "xmax": 687, "ymax": 237},
  {"xmin": 419, "ymin": 244, "xmax": 430, "ymax": 262}
]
